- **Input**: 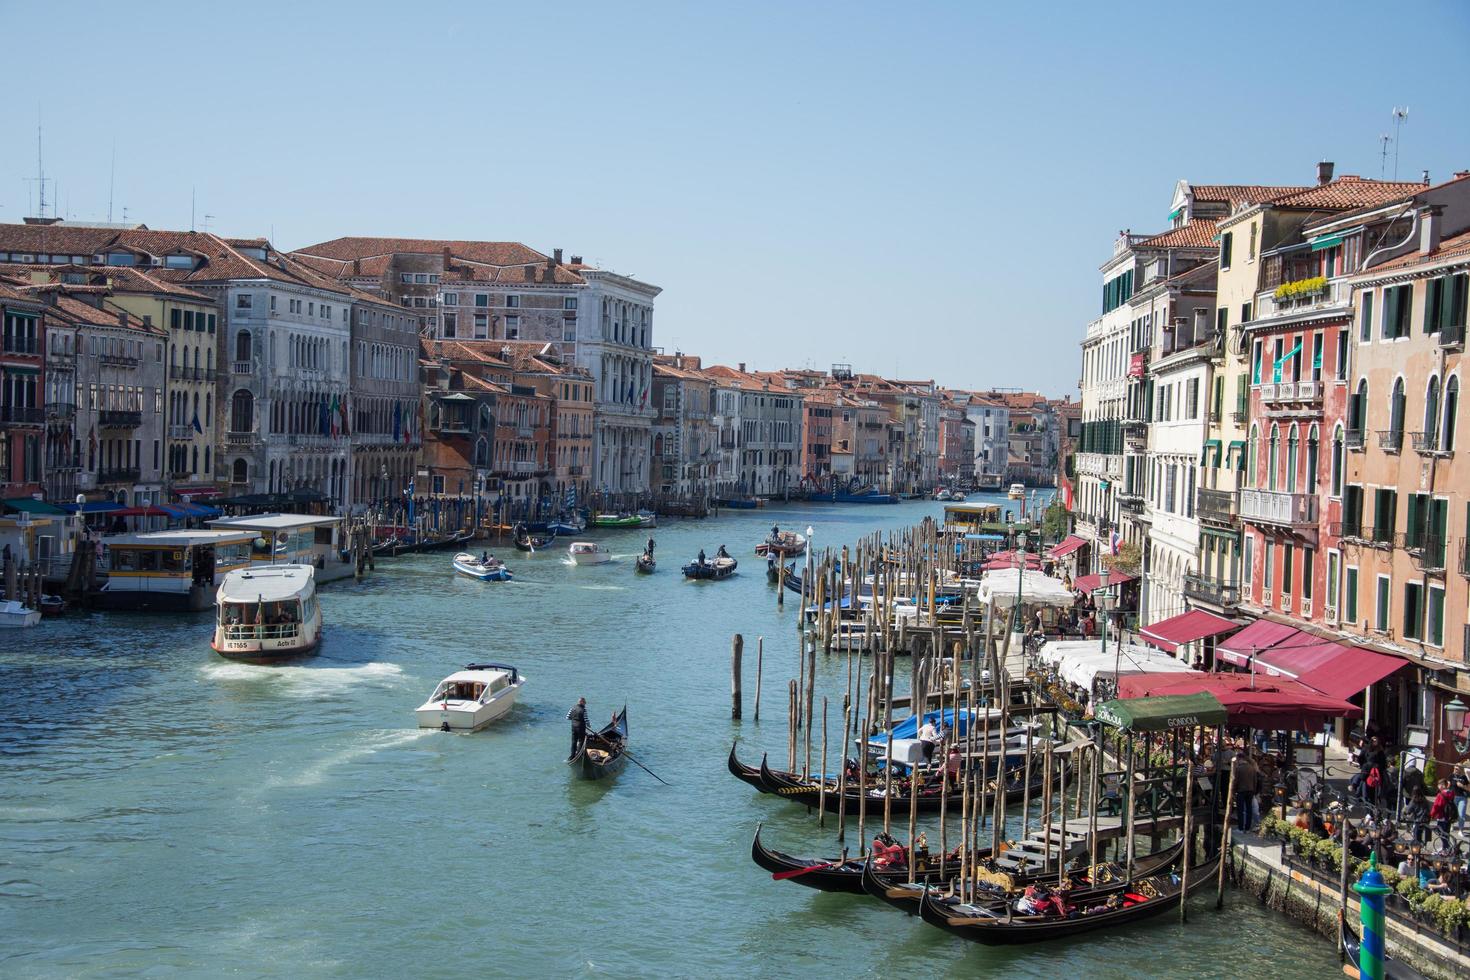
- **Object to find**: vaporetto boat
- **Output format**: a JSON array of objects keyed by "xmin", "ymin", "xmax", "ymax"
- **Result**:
[{"xmin": 211, "ymin": 564, "xmax": 322, "ymax": 660}]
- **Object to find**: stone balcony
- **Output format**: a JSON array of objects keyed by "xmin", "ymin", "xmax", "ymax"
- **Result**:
[
  {"xmin": 1197, "ymin": 487, "xmax": 1238, "ymax": 526},
  {"xmin": 1239, "ymin": 488, "xmax": 1318, "ymax": 528}
]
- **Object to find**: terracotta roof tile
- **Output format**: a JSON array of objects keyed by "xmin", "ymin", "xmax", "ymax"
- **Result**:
[
  {"xmin": 1265, "ymin": 177, "xmax": 1427, "ymax": 210},
  {"xmin": 1367, "ymin": 229, "xmax": 1470, "ymax": 273},
  {"xmin": 1137, "ymin": 219, "xmax": 1219, "ymax": 250},
  {"xmin": 1190, "ymin": 185, "xmax": 1308, "ymax": 206},
  {"xmin": 297, "ymin": 237, "xmax": 547, "ymax": 267}
]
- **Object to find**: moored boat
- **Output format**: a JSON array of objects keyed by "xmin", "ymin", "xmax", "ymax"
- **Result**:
[
  {"xmin": 547, "ymin": 514, "xmax": 586, "ymax": 535},
  {"xmin": 592, "ymin": 513, "xmax": 643, "ymax": 528},
  {"xmin": 752, "ymin": 823, "xmax": 961, "ymax": 895},
  {"xmin": 569, "ymin": 707, "xmax": 628, "ymax": 778},
  {"xmin": 38, "ymin": 594, "xmax": 66, "ymax": 617},
  {"xmin": 568, "ymin": 541, "xmax": 613, "ymax": 565},
  {"xmin": 635, "ymin": 510, "xmax": 657, "ymax": 528},
  {"xmin": 1008, "ymin": 483, "xmax": 1026, "ymax": 499},
  {"xmin": 211, "ymin": 564, "xmax": 322, "ymax": 660},
  {"xmin": 415, "ymin": 662, "xmax": 525, "ymax": 731},
  {"xmin": 716, "ymin": 495, "xmax": 760, "ymax": 509},
  {"xmin": 754, "ymin": 527, "xmax": 807, "ymax": 557},
  {"xmin": 0, "ymin": 599, "xmax": 41, "ymax": 628},
  {"xmin": 453, "ymin": 552, "xmax": 513, "ymax": 581}
]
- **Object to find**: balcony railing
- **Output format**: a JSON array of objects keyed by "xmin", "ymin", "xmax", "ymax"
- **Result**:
[
  {"xmin": 98, "ymin": 409, "xmax": 142, "ymax": 428},
  {"xmin": 1344, "ymin": 428, "xmax": 1365, "ymax": 451},
  {"xmin": 567, "ymin": 465, "xmax": 584, "ymax": 476},
  {"xmin": 100, "ymin": 354, "xmax": 140, "ymax": 368},
  {"xmin": 1330, "ymin": 520, "xmax": 1364, "ymax": 540},
  {"xmin": 1239, "ymin": 488, "xmax": 1318, "ymax": 528},
  {"xmin": 1231, "ymin": 407, "xmax": 1249, "ymax": 424},
  {"xmin": 1183, "ymin": 574, "xmax": 1240, "ymax": 608},
  {"xmin": 0, "ymin": 405, "xmax": 44, "ymax": 424},
  {"xmin": 98, "ymin": 467, "xmax": 141, "ymax": 483},
  {"xmin": 1377, "ymin": 429, "xmax": 1403, "ymax": 453},
  {"xmin": 224, "ymin": 430, "xmax": 260, "ymax": 448},
  {"xmin": 1439, "ymin": 321, "xmax": 1464, "ymax": 351},
  {"xmin": 1118, "ymin": 492, "xmax": 1144, "ymax": 513},
  {"xmin": 1197, "ymin": 487, "xmax": 1239, "ymax": 525},
  {"xmin": 516, "ymin": 425, "xmax": 535, "ymax": 438},
  {"xmin": 1206, "ymin": 409, "xmax": 1221, "ymax": 423},
  {"xmin": 232, "ymin": 360, "xmax": 253, "ymax": 375},
  {"xmin": 169, "ymin": 423, "xmax": 195, "ymax": 440},
  {"xmin": 2, "ymin": 338, "xmax": 39, "ymax": 355},
  {"xmin": 511, "ymin": 460, "xmax": 536, "ymax": 474},
  {"xmin": 1409, "ymin": 431, "xmax": 1451, "ymax": 457},
  {"xmin": 1256, "ymin": 277, "xmax": 1349, "ymax": 317}
]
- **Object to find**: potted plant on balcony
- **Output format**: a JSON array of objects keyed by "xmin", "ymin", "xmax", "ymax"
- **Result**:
[{"xmin": 1273, "ymin": 275, "xmax": 1329, "ymax": 304}]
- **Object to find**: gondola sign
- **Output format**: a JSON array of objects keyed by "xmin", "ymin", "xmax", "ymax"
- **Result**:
[{"xmin": 1094, "ymin": 692, "xmax": 1227, "ymax": 733}]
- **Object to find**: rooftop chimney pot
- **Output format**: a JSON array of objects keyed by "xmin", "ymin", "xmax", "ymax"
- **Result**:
[
  {"xmin": 1317, "ymin": 160, "xmax": 1334, "ymax": 185},
  {"xmin": 553, "ymin": 248, "xmax": 563, "ymax": 265},
  {"xmin": 569, "ymin": 255, "xmax": 582, "ymax": 266},
  {"xmin": 738, "ymin": 362, "xmax": 746, "ymax": 373},
  {"xmin": 442, "ymin": 246, "xmax": 452, "ymax": 269},
  {"xmin": 1420, "ymin": 205, "xmax": 1444, "ymax": 255}
]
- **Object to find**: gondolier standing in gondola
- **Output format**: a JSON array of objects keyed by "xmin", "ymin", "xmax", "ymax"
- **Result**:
[
  {"xmin": 567, "ymin": 697, "xmax": 589, "ymax": 758},
  {"xmin": 646, "ymin": 536, "xmax": 656, "ymax": 556}
]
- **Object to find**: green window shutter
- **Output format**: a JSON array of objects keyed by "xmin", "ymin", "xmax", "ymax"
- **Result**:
[
  {"xmin": 1428, "ymin": 588, "xmax": 1445, "ymax": 647},
  {"xmin": 1403, "ymin": 583, "xmax": 1422, "ymax": 640},
  {"xmin": 1401, "ymin": 286, "xmax": 1414, "ymax": 338},
  {"xmin": 1431, "ymin": 499, "xmax": 1449, "ymax": 567},
  {"xmin": 1360, "ymin": 291, "xmax": 1374, "ymax": 341},
  {"xmin": 1217, "ymin": 307, "xmax": 1228, "ymax": 336},
  {"xmin": 1222, "ymin": 232, "xmax": 1233, "ymax": 268},
  {"xmin": 1302, "ymin": 547, "xmax": 1314, "ymax": 600},
  {"xmin": 1383, "ymin": 287, "xmax": 1398, "ymax": 339},
  {"xmin": 1376, "ymin": 577, "xmax": 1390, "ymax": 629},
  {"xmin": 1345, "ymin": 568, "xmax": 1359, "ymax": 623},
  {"xmin": 1426, "ymin": 277, "xmax": 1444, "ymax": 334}
]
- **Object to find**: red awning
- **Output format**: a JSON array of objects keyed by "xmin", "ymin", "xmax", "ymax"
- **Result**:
[
  {"xmin": 1117, "ymin": 671, "xmax": 1362, "ymax": 730},
  {"xmin": 112, "ymin": 505, "xmax": 171, "ymax": 517},
  {"xmin": 1215, "ymin": 620, "xmax": 1301, "ymax": 665},
  {"xmin": 1048, "ymin": 535, "xmax": 1088, "ymax": 558},
  {"xmin": 982, "ymin": 555, "xmax": 1043, "ymax": 571},
  {"xmin": 1139, "ymin": 610, "xmax": 1240, "ymax": 653},
  {"xmin": 1073, "ymin": 570, "xmax": 1137, "ymax": 593},
  {"xmin": 1253, "ymin": 638, "xmax": 1407, "ymax": 701}
]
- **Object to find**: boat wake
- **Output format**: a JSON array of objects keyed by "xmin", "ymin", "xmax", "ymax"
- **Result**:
[
  {"xmin": 269, "ymin": 728, "xmax": 434, "ymax": 788},
  {"xmin": 200, "ymin": 660, "xmax": 404, "ymax": 698}
]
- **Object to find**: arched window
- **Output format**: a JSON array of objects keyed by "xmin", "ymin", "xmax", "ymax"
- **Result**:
[
  {"xmin": 231, "ymin": 458, "xmax": 248, "ymax": 484},
  {"xmin": 1331, "ymin": 427, "xmax": 1344, "ymax": 494},
  {"xmin": 1444, "ymin": 377, "xmax": 1460, "ymax": 452},
  {"xmin": 474, "ymin": 437, "xmax": 489, "ymax": 467},
  {"xmin": 203, "ymin": 446, "xmax": 210, "ymax": 475},
  {"xmin": 230, "ymin": 389, "xmax": 254, "ymax": 433},
  {"xmin": 235, "ymin": 329, "xmax": 252, "ymax": 363},
  {"xmin": 1248, "ymin": 424, "xmax": 1259, "ymax": 486},
  {"xmin": 1425, "ymin": 376, "xmax": 1441, "ymax": 445},
  {"xmin": 1268, "ymin": 425, "xmax": 1280, "ymax": 491},
  {"xmin": 1286, "ymin": 426, "xmax": 1299, "ymax": 493},
  {"xmin": 1389, "ymin": 377, "xmax": 1405, "ymax": 436},
  {"xmin": 191, "ymin": 445, "xmax": 199, "ymax": 474},
  {"xmin": 1351, "ymin": 379, "xmax": 1368, "ymax": 433},
  {"xmin": 1307, "ymin": 424, "xmax": 1320, "ymax": 489},
  {"xmin": 206, "ymin": 348, "xmax": 214, "ymax": 372}
]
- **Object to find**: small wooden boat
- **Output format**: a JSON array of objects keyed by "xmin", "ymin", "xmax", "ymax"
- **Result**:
[
  {"xmin": 415, "ymin": 663, "xmax": 525, "ymax": 731},
  {"xmin": 38, "ymin": 594, "xmax": 66, "ymax": 617},
  {"xmin": 635, "ymin": 552, "xmax": 656, "ymax": 574},
  {"xmin": 683, "ymin": 554, "xmax": 737, "ymax": 580},
  {"xmin": 453, "ymin": 552, "xmax": 513, "ymax": 581},
  {"xmin": 513, "ymin": 525, "xmax": 555, "ymax": 552},
  {"xmin": 752, "ymin": 823, "xmax": 962, "ymax": 895},
  {"xmin": 568, "ymin": 542, "xmax": 612, "ymax": 565},
  {"xmin": 0, "ymin": 600, "xmax": 41, "ymax": 628},
  {"xmin": 727, "ymin": 743, "xmax": 769, "ymax": 790},
  {"xmin": 592, "ymin": 513, "xmax": 642, "ymax": 528},
  {"xmin": 755, "ymin": 529, "xmax": 807, "ymax": 557},
  {"xmin": 569, "ymin": 707, "xmax": 628, "ymax": 779},
  {"xmin": 918, "ymin": 849, "xmax": 1218, "ymax": 944}
]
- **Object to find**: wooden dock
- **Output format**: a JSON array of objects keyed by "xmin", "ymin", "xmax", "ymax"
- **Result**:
[{"xmin": 994, "ymin": 811, "xmax": 1186, "ymax": 873}]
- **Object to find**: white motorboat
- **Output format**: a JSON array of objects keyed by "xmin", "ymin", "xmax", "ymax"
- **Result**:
[
  {"xmin": 453, "ymin": 552, "xmax": 513, "ymax": 581},
  {"xmin": 1008, "ymin": 483, "xmax": 1026, "ymax": 499},
  {"xmin": 415, "ymin": 662, "xmax": 525, "ymax": 731},
  {"xmin": 950, "ymin": 491, "xmax": 967, "ymax": 502},
  {"xmin": 211, "ymin": 564, "xmax": 322, "ymax": 660},
  {"xmin": 0, "ymin": 600, "xmax": 41, "ymax": 628},
  {"xmin": 568, "ymin": 542, "xmax": 612, "ymax": 565},
  {"xmin": 934, "ymin": 488, "xmax": 952, "ymax": 501},
  {"xmin": 636, "ymin": 510, "xmax": 657, "ymax": 528}
]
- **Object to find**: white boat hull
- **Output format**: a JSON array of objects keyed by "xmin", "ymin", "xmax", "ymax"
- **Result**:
[
  {"xmin": 415, "ymin": 687, "xmax": 521, "ymax": 731},
  {"xmin": 0, "ymin": 609, "xmax": 41, "ymax": 628},
  {"xmin": 212, "ymin": 607, "xmax": 323, "ymax": 659}
]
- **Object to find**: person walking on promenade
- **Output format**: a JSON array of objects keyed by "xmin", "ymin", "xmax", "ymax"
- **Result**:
[
  {"xmin": 1232, "ymin": 747, "xmax": 1261, "ymax": 833},
  {"xmin": 567, "ymin": 697, "xmax": 589, "ymax": 759}
]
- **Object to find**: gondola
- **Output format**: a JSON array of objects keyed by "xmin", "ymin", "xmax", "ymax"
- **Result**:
[
  {"xmin": 727, "ymin": 742, "xmax": 769, "ymax": 790},
  {"xmin": 635, "ymin": 551, "xmax": 656, "ymax": 574},
  {"xmin": 568, "ymin": 707, "xmax": 628, "ymax": 779},
  {"xmin": 513, "ymin": 525, "xmax": 555, "ymax": 552},
  {"xmin": 753, "ymin": 753, "xmax": 1059, "ymax": 816},
  {"xmin": 917, "ymin": 848, "xmax": 1219, "ymax": 944},
  {"xmin": 751, "ymin": 823, "xmax": 962, "ymax": 895},
  {"xmin": 861, "ymin": 838, "xmax": 1186, "ymax": 917}
]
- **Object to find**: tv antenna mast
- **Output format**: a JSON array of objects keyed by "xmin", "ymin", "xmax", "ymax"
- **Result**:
[
  {"xmin": 1378, "ymin": 133, "xmax": 1392, "ymax": 179},
  {"xmin": 1391, "ymin": 106, "xmax": 1409, "ymax": 179},
  {"xmin": 23, "ymin": 116, "xmax": 52, "ymax": 220}
]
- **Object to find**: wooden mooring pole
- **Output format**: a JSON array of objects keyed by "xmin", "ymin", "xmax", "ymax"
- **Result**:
[{"xmin": 730, "ymin": 633, "xmax": 743, "ymax": 720}]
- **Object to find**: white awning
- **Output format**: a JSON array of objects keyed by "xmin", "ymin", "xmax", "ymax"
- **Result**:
[
  {"xmin": 1040, "ymin": 639, "xmax": 1197, "ymax": 690},
  {"xmin": 977, "ymin": 568, "xmax": 1074, "ymax": 609}
]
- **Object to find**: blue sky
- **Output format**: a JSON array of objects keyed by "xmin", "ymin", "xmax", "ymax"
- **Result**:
[{"xmin": 3, "ymin": 1, "xmax": 1468, "ymax": 395}]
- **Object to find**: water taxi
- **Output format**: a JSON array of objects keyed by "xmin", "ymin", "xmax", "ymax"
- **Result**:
[
  {"xmin": 415, "ymin": 663, "xmax": 525, "ymax": 731},
  {"xmin": 568, "ymin": 542, "xmax": 613, "ymax": 565},
  {"xmin": 211, "ymin": 564, "xmax": 322, "ymax": 660},
  {"xmin": 0, "ymin": 600, "xmax": 40, "ymax": 628},
  {"xmin": 1008, "ymin": 483, "xmax": 1026, "ymax": 499},
  {"xmin": 755, "ymin": 527, "xmax": 807, "ymax": 557},
  {"xmin": 452, "ymin": 552, "xmax": 513, "ymax": 581}
]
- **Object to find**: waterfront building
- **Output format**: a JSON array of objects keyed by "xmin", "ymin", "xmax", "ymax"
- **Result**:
[
  {"xmin": 652, "ymin": 354, "xmax": 716, "ymax": 498},
  {"xmin": 962, "ymin": 393, "xmax": 1009, "ymax": 488},
  {"xmin": 292, "ymin": 239, "xmax": 661, "ymax": 495},
  {"xmin": 498, "ymin": 342, "xmax": 594, "ymax": 505},
  {"xmin": 937, "ymin": 395, "xmax": 974, "ymax": 486},
  {"xmin": 0, "ymin": 280, "xmax": 46, "ymax": 501},
  {"xmin": 701, "ymin": 364, "xmax": 803, "ymax": 497},
  {"xmin": 348, "ymin": 292, "xmax": 421, "ymax": 509},
  {"xmin": 1132, "ymin": 261, "xmax": 1218, "ymax": 625},
  {"xmin": 1055, "ymin": 399, "xmax": 1081, "ymax": 494}
]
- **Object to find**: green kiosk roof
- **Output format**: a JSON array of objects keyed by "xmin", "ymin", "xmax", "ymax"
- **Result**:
[{"xmin": 1094, "ymin": 692, "xmax": 1227, "ymax": 732}]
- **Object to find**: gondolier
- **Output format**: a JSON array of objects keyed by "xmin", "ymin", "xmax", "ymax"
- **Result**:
[{"xmin": 567, "ymin": 697, "xmax": 589, "ymax": 758}]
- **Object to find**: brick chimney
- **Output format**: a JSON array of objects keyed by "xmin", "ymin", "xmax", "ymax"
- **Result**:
[
  {"xmin": 117, "ymin": 309, "xmax": 128, "ymax": 327},
  {"xmin": 1316, "ymin": 160, "xmax": 1334, "ymax": 185},
  {"xmin": 523, "ymin": 266, "xmax": 534, "ymax": 282},
  {"xmin": 352, "ymin": 258, "xmax": 361, "ymax": 276},
  {"xmin": 442, "ymin": 246, "xmax": 453, "ymax": 269},
  {"xmin": 1420, "ymin": 205, "xmax": 1444, "ymax": 255},
  {"xmin": 569, "ymin": 255, "xmax": 582, "ymax": 266},
  {"xmin": 738, "ymin": 362, "xmax": 746, "ymax": 373},
  {"xmin": 553, "ymin": 248, "xmax": 563, "ymax": 265}
]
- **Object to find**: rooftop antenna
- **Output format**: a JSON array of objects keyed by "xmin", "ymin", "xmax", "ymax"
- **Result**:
[
  {"xmin": 1378, "ymin": 133, "xmax": 1392, "ymax": 179},
  {"xmin": 190, "ymin": 187, "xmax": 196, "ymax": 231},
  {"xmin": 107, "ymin": 141, "xmax": 116, "ymax": 223},
  {"xmin": 1391, "ymin": 106, "xmax": 1409, "ymax": 179},
  {"xmin": 203, "ymin": 214, "xmax": 215, "ymax": 233},
  {"xmin": 23, "ymin": 112, "xmax": 51, "ymax": 220}
]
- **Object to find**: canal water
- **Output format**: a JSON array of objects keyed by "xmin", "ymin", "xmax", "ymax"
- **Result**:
[{"xmin": 0, "ymin": 497, "xmax": 1340, "ymax": 977}]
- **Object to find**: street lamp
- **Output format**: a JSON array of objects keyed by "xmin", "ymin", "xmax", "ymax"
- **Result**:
[
  {"xmin": 1445, "ymin": 697, "xmax": 1470, "ymax": 754},
  {"xmin": 1013, "ymin": 529, "xmax": 1028, "ymax": 636},
  {"xmin": 1099, "ymin": 566, "xmax": 1111, "ymax": 657}
]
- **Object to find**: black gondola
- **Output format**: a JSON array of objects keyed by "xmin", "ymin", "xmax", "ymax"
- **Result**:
[
  {"xmin": 917, "ymin": 849, "xmax": 1219, "ymax": 944},
  {"xmin": 568, "ymin": 707, "xmax": 628, "ymax": 779},
  {"xmin": 861, "ymin": 839, "xmax": 1186, "ymax": 916},
  {"xmin": 513, "ymin": 524, "xmax": 555, "ymax": 552},
  {"xmin": 636, "ymin": 552, "xmax": 656, "ymax": 574},
  {"xmin": 727, "ymin": 743, "xmax": 770, "ymax": 790},
  {"xmin": 751, "ymin": 823, "xmax": 962, "ymax": 895},
  {"xmin": 752, "ymin": 751, "xmax": 1057, "ymax": 815}
]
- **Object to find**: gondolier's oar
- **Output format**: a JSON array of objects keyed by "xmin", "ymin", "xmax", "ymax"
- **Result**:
[{"xmin": 624, "ymin": 751, "xmax": 671, "ymax": 786}]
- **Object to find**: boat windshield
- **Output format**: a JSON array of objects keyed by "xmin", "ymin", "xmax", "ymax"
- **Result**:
[
  {"xmin": 218, "ymin": 599, "xmax": 303, "ymax": 639},
  {"xmin": 436, "ymin": 680, "xmax": 488, "ymax": 702}
]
